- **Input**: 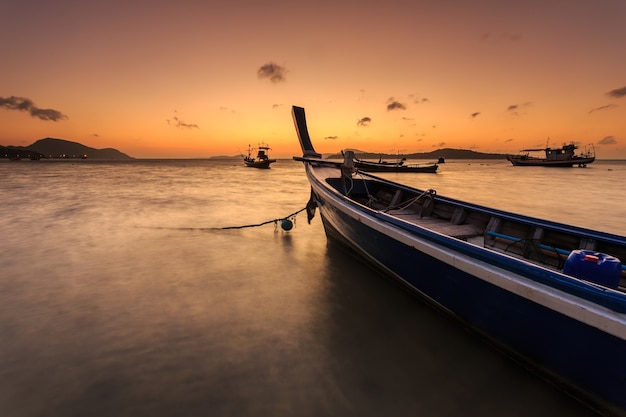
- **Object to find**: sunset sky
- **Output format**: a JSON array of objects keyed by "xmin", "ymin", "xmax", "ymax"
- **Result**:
[{"xmin": 1, "ymin": 0, "xmax": 625, "ymax": 159}]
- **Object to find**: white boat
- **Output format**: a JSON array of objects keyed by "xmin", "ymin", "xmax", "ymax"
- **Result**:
[{"xmin": 507, "ymin": 143, "xmax": 595, "ymax": 167}]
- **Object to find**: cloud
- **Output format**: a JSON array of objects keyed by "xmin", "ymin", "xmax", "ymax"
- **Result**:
[
  {"xmin": 588, "ymin": 104, "xmax": 618, "ymax": 114},
  {"xmin": 272, "ymin": 104, "xmax": 283, "ymax": 109},
  {"xmin": 357, "ymin": 117, "xmax": 371, "ymax": 126},
  {"xmin": 386, "ymin": 98, "xmax": 407, "ymax": 111},
  {"xmin": 167, "ymin": 115, "xmax": 199, "ymax": 129},
  {"xmin": 506, "ymin": 102, "xmax": 531, "ymax": 116},
  {"xmin": 598, "ymin": 136, "xmax": 617, "ymax": 145},
  {"xmin": 257, "ymin": 62, "xmax": 287, "ymax": 83},
  {"xmin": 219, "ymin": 106, "xmax": 238, "ymax": 115},
  {"xmin": 471, "ymin": 112, "xmax": 480, "ymax": 118},
  {"xmin": 0, "ymin": 96, "xmax": 68, "ymax": 121},
  {"xmin": 324, "ymin": 135, "xmax": 338, "ymax": 140},
  {"xmin": 607, "ymin": 86, "xmax": 626, "ymax": 98},
  {"xmin": 409, "ymin": 94, "xmax": 430, "ymax": 104}
]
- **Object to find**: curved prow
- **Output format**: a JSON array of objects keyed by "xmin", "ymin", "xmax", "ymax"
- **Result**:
[{"xmin": 292, "ymin": 106, "xmax": 322, "ymax": 158}]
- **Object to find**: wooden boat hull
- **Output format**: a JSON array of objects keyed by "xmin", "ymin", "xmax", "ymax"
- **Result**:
[
  {"xmin": 244, "ymin": 159, "xmax": 275, "ymax": 169},
  {"xmin": 507, "ymin": 156, "xmax": 595, "ymax": 167},
  {"xmin": 354, "ymin": 161, "xmax": 438, "ymax": 173},
  {"xmin": 292, "ymin": 105, "xmax": 626, "ymax": 415}
]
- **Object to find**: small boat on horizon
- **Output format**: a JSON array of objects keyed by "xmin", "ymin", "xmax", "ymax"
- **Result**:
[
  {"xmin": 507, "ymin": 142, "xmax": 595, "ymax": 167},
  {"xmin": 243, "ymin": 144, "xmax": 276, "ymax": 169},
  {"xmin": 291, "ymin": 105, "xmax": 626, "ymax": 415}
]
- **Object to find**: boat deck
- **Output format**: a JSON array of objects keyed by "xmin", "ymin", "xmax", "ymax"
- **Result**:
[
  {"xmin": 386, "ymin": 209, "xmax": 483, "ymax": 239},
  {"xmin": 352, "ymin": 190, "xmax": 626, "ymax": 292}
]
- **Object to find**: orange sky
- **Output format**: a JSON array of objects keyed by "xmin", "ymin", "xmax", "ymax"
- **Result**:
[{"xmin": 1, "ymin": 0, "xmax": 625, "ymax": 159}]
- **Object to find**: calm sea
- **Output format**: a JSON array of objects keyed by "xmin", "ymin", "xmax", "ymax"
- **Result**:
[{"xmin": 1, "ymin": 158, "xmax": 624, "ymax": 417}]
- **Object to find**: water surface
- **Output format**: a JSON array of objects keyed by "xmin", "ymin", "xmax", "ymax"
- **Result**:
[{"xmin": 2, "ymin": 158, "xmax": 622, "ymax": 416}]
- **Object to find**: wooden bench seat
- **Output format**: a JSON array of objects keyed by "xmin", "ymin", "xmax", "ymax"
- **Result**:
[{"xmin": 387, "ymin": 210, "xmax": 483, "ymax": 239}]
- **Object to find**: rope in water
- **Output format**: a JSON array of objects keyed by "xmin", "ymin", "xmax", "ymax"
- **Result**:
[
  {"xmin": 136, "ymin": 207, "xmax": 308, "ymax": 232},
  {"xmin": 219, "ymin": 207, "xmax": 307, "ymax": 230}
]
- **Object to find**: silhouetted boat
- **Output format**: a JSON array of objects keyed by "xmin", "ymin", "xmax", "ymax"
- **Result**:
[
  {"xmin": 507, "ymin": 143, "xmax": 595, "ymax": 167},
  {"xmin": 243, "ymin": 145, "xmax": 276, "ymax": 169},
  {"xmin": 354, "ymin": 157, "xmax": 438, "ymax": 173},
  {"xmin": 291, "ymin": 105, "xmax": 626, "ymax": 415},
  {"xmin": 340, "ymin": 151, "xmax": 439, "ymax": 173}
]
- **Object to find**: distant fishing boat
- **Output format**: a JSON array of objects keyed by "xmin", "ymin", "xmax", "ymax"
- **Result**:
[
  {"xmin": 243, "ymin": 144, "xmax": 276, "ymax": 169},
  {"xmin": 340, "ymin": 151, "xmax": 439, "ymax": 173},
  {"xmin": 353, "ymin": 157, "xmax": 438, "ymax": 173},
  {"xmin": 291, "ymin": 105, "xmax": 626, "ymax": 415},
  {"xmin": 507, "ymin": 143, "xmax": 595, "ymax": 167}
]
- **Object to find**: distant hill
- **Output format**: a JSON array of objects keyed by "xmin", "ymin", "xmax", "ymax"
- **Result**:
[
  {"xmin": 1, "ymin": 138, "xmax": 133, "ymax": 159},
  {"xmin": 0, "ymin": 146, "xmax": 45, "ymax": 160},
  {"xmin": 327, "ymin": 148, "xmax": 506, "ymax": 160}
]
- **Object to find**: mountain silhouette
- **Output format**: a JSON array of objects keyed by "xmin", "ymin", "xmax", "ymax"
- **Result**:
[
  {"xmin": 2, "ymin": 138, "xmax": 133, "ymax": 159},
  {"xmin": 328, "ymin": 148, "xmax": 505, "ymax": 160}
]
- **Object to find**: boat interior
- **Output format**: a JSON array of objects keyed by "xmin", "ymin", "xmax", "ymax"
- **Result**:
[{"xmin": 327, "ymin": 175, "xmax": 626, "ymax": 292}]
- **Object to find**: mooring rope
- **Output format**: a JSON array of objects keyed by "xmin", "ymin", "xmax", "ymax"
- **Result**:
[
  {"xmin": 220, "ymin": 207, "xmax": 307, "ymax": 230},
  {"xmin": 384, "ymin": 188, "xmax": 436, "ymax": 212},
  {"xmin": 135, "ymin": 207, "xmax": 308, "ymax": 232}
]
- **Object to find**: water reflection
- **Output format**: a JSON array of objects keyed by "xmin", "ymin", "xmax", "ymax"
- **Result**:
[{"xmin": 313, "ymin": 242, "xmax": 597, "ymax": 416}]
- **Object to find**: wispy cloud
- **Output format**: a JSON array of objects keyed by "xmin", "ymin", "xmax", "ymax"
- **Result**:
[
  {"xmin": 357, "ymin": 117, "xmax": 371, "ymax": 126},
  {"xmin": 598, "ymin": 135, "xmax": 617, "ymax": 145},
  {"xmin": 174, "ymin": 118, "xmax": 199, "ymax": 129},
  {"xmin": 588, "ymin": 104, "xmax": 618, "ymax": 114},
  {"xmin": 506, "ymin": 102, "xmax": 531, "ymax": 116},
  {"xmin": 408, "ymin": 94, "xmax": 430, "ymax": 104},
  {"xmin": 167, "ymin": 111, "xmax": 199, "ymax": 129},
  {"xmin": 219, "ymin": 106, "xmax": 238, "ymax": 115},
  {"xmin": 0, "ymin": 96, "xmax": 68, "ymax": 121},
  {"xmin": 386, "ymin": 98, "xmax": 407, "ymax": 111},
  {"xmin": 607, "ymin": 86, "xmax": 626, "ymax": 98},
  {"xmin": 257, "ymin": 62, "xmax": 287, "ymax": 83}
]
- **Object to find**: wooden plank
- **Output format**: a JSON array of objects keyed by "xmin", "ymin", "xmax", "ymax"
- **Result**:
[{"xmin": 388, "ymin": 211, "xmax": 482, "ymax": 238}]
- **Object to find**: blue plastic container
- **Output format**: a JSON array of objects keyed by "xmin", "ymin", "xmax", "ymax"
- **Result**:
[{"xmin": 563, "ymin": 249, "xmax": 622, "ymax": 289}]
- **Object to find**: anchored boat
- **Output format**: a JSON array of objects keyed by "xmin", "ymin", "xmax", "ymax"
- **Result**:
[
  {"xmin": 507, "ymin": 143, "xmax": 595, "ymax": 167},
  {"xmin": 243, "ymin": 144, "xmax": 276, "ymax": 169},
  {"xmin": 352, "ymin": 155, "xmax": 438, "ymax": 173},
  {"xmin": 292, "ymin": 105, "xmax": 626, "ymax": 415}
]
